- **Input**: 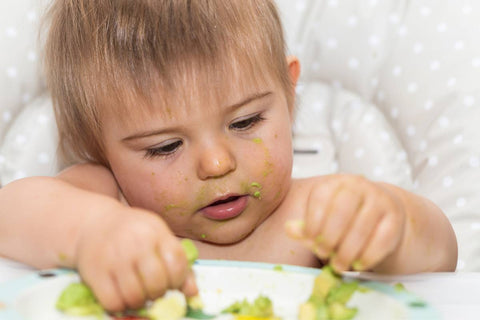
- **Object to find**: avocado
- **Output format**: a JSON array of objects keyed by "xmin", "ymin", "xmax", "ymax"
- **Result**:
[
  {"xmin": 55, "ymin": 282, "xmax": 104, "ymax": 318},
  {"xmin": 180, "ymin": 238, "xmax": 199, "ymax": 265},
  {"xmin": 299, "ymin": 265, "xmax": 359, "ymax": 320}
]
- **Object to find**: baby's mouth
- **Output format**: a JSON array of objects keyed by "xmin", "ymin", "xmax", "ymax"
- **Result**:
[
  {"xmin": 201, "ymin": 194, "xmax": 249, "ymax": 220},
  {"xmin": 208, "ymin": 195, "xmax": 241, "ymax": 207}
]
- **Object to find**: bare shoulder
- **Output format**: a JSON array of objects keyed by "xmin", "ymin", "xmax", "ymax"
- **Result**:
[{"xmin": 57, "ymin": 163, "xmax": 121, "ymax": 199}]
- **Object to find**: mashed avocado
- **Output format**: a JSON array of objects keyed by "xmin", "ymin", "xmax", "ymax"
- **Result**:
[
  {"xmin": 298, "ymin": 266, "xmax": 358, "ymax": 320},
  {"xmin": 55, "ymin": 282, "xmax": 104, "ymax": 318},
  {"xmin": 222, "ymin": 295, "xmax": 280, "ymax": 319}
]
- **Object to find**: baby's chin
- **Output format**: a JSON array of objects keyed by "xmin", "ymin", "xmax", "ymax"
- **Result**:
[{"xmin": 179, "ymin": 219, "xmax": 262, "ymax": 245}]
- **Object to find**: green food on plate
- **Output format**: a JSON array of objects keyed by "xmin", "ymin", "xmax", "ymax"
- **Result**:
[
  {"xmin": 222, "ymin": 295, "xmax": 279, "ymax": 319},
  {"xmin": 298, "ymin": 266, "xmax": 359, "ymax": 320}
]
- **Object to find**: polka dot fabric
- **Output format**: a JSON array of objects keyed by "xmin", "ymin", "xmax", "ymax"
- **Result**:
[
  {"xmin": 0, "ymin": 0, "xmax": 46, "ymax": 145},
  {"xmin": 1, "ymin": 0, "xmax": 479, "ymax": 271},
  {"xmin": 279, "ymin": 0, "xmax": 480, "ymax": 271}
]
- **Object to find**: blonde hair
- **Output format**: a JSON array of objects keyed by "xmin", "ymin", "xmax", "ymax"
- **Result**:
[{"xmin": 43, "ymin": 0, "xmax": 292, "ymax": 166}]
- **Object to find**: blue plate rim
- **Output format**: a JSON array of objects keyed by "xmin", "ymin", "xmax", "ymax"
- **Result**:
[{"xmin": 0, "ymin": 259, "xmax": 441, "ymax": 319}]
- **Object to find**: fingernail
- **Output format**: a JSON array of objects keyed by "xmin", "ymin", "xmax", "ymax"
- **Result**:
[
  {"xmin": 352, "ymin": 259, "xmax": 364, "ymax": 271},
  {"xmin": 285, "ymin": 220, "xmax": 305, "ymax": 239},
  {"xmin": 313, "ymin": 245, "xmax": 329, "ymax": 259}
]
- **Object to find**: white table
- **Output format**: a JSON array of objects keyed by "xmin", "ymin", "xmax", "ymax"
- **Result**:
[{"xmin": 1, "ymin": 257, "xmax": 480, "ymax": 320}]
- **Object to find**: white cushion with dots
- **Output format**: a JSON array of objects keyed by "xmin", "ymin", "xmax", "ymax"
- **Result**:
[
  {"xmin": 0, "ymin": 94, "xmax": 60, "ymax": 183},
  {"xmin": 1, "ymin": 0, "xmax": 480, "ymax": 271},
  {"xmin": 279, "ymin": 0, "xmax": 480, "ymax": 271},
  {"xmin": 0, "ymin": 0, "xmax": 46, "ymax": 144}
]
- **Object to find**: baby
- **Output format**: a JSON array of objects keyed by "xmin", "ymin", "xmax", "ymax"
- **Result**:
[{"xmin": 0, "ymin": 0, "xmax": 457, "ymax": 313}]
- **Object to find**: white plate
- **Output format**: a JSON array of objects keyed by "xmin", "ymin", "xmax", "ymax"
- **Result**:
[{"xmin": 0, "ymin": 260, "xmax": 440, "ymax": 319}]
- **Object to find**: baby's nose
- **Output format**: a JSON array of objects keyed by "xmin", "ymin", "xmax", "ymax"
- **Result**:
[{"xmin": 196, "ymin": 143, "xmax": 236, "ymax": 180}]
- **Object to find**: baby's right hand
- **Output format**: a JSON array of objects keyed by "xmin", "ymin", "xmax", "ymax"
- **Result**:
[{"xmin": 74, "ymin": 205, "xmax": 197, "ymax": 312}]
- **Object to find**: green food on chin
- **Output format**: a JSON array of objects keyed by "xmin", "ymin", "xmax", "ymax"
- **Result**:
[{"xmin": 250, "ymin": 182, "xmax": 263, "ymax": 199}]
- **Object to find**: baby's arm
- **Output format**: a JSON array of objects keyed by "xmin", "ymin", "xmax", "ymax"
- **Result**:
[
  {"xmin": 286, "ymin": 175, "xmax": 457, "ymax": 274},
  {"xmin": 0, "ymin": 164, "xmax": 196, "ymax": 311}
]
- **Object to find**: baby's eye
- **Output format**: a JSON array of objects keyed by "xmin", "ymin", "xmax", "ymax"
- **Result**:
[
  {"xmin": 229, "ymin": 114, "xmax": 265, "ymax": 131},
  {"xmin": 145, "ymin": 140, "xmax": 183, "ymax": 158}
]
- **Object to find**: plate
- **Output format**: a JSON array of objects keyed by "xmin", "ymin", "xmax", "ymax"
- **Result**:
[{"xmin": 0, "ymin": 260, "xmax": 440, "ymax": 319}]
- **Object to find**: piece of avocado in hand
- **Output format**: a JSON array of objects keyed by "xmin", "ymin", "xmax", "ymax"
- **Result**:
[
  {"xmin": 181, "ymin": 238, "xmax": 199, "ymax": 266},
  {"xmin": 55, "ymin": 282, "xmax": 104, "ymax": 317},
  {"xmin": 311, "ymin": 266, "xmax": 341, "ymax": 302},
  {"xmin": 299, "ymin": 266, "xmax": 358, "ymax": 320}
]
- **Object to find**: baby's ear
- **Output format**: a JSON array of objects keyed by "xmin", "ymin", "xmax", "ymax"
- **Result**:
[
  {"xmin": 286, "ymin": 55, "xmax": 301, "ymax": 117},
  {"xmin": 287, "ymin": 55, "xmax": 301, "ymax": 88}
]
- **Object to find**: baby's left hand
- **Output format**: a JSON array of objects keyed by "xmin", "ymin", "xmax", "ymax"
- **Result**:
[{"xmin": 286, "ymin": 174, "xmax": 406, "ymax": 273}]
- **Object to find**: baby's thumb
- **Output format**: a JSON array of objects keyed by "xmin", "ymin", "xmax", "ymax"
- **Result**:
[{"xmin": 284, "ymin": 219, "xmax": 305, "ymax": 240}]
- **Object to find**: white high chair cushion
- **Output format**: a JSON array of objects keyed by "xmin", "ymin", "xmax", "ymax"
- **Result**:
[
  {"xmin": 0, "ymin": 0, "xmax": 46, "ymax": 143},
  {"xmin": 0, "ymin": 95, "xmax": 60, "ymax": 183},
  {"xmin": 1, "ymin": 0, "xmax": 480, "ymax": 271}
]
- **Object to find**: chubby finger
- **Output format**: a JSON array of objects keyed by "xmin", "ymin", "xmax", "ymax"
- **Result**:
[
  {"xmin": 284, "ymin": 219, "xmax": 305, "ymax": 239},
  {"xmin": 357, "ymin": 215, "xmax": 403, "ymax": 271},
  {"xmin": 319, "ymin": 187, "xmax": 363, "ymax": 251},
  {"xmin": 157, "ymin": 238, "xmax": 190, "ymax": 290},
  {"xmin": 285, "ymin": 220, "xmax": 320, "ymax": 254},
  {"xmin": 330, "ymin": 206, "xmax": 385, "ymax": 272},
  {"xmin": 113, "ymin": 265, "xmax": 146, "ymax": 310},
  {"xmin": 181, "ymin": 269, "xmax": 199, "ymax": 297},
  {"xmin": 87, "ymin": 273, "xmax": 125, "ymax": 312},
  {"xmin": 137, "ymin": 250, "xmax": 168, "ymax": 300},
  {"xmin": 304, "ymin": 180, "xmax": 342, "ymax": 239}
]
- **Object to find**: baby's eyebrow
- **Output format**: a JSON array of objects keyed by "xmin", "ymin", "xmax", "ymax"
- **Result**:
[
  {"xmin": 226, "ymin": 91, "xmax": 273, "ymax": 113},
  {"xmin": 122, "ymin": 126, "xmax": 182, "ymax": 142},
  {"xmin": 122, "ymin": 91, "xmax": 273, "ymax": 142}
]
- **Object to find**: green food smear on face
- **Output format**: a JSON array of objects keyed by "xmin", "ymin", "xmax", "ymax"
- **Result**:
[
  {"xmin": 263, "ymin": 160, "xmax": 274, "ymax": 177},
  {"xmin": 201, "ymin": 234, "xmax": 207, "ymax": 239},
  {"xmin": 55, "ymin": 283, "xmax": 104, "ymax": 318},
  {"xmin": 250, "ymin": 182, "xmax": 262, "ymax": 188},
  {"xmin": 164, "ymin": 204, "xmax": 178, "ymax": 211},
  {"xmin": 222, "ymin": 295, "xmax": 277, "ymax": 318},
  {"xmin": 252, "ymin": 137, "xmax": 263, "ymax": 144},
  {"xmin": 298, "ymin": 266, "xmax": 359, "ymax": 320},
  {"xmin": 253, "ymin": 191, "xmax": 261, "ymax": 199}
]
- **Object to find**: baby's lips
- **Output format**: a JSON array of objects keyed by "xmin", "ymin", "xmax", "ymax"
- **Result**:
[{"xmin": 284, "ymin": 219, "xmax": 306, "ymax": 239}]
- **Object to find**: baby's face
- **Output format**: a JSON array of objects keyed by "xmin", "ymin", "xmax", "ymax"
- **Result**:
[{"xmin": 102, "ymin": 74, "xmax": 294, "ymax": 244}]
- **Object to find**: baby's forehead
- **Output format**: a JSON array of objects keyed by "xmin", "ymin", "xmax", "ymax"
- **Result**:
[{"xmin": 103, "ymin": 58, "xmax": 279, "ymax": 124}]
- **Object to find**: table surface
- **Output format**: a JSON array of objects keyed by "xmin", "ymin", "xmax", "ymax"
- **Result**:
[{"xmin": 1, "ymin": 257, "xmax": 480, "ymax": 320}]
